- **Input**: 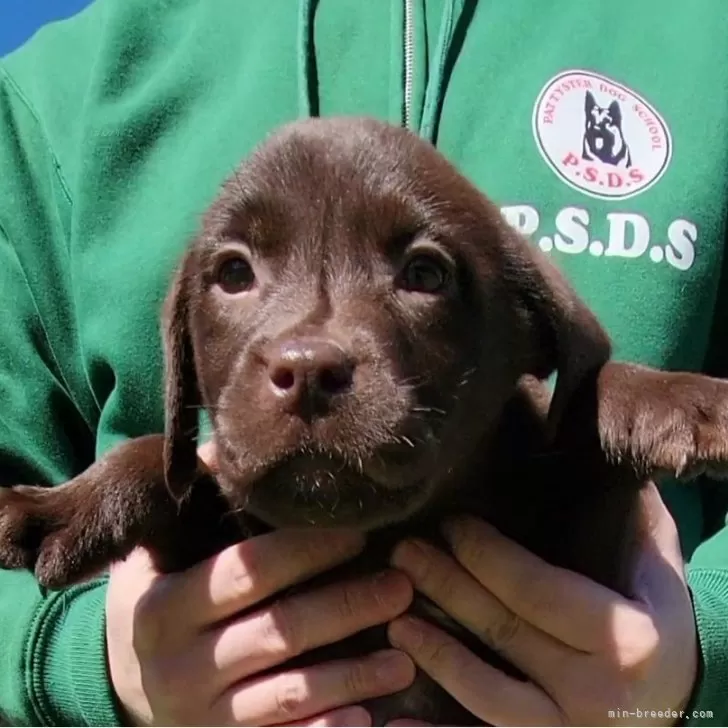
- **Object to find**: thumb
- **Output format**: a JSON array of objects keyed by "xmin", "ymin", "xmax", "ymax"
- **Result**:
[
  {"xmin": 637, "ymin": 481, "xmax": 683, "ymax": 570},
  {"xmin": 108, "ymin": 545, "xmax": 161, "ymax": 579},
  {"xmin": 196, "ymin": 439, "xmax": 219, "ymax": 475},
  {"xmin": 632, "ymin": 481, "xmax": 688, "ymax": 605}
]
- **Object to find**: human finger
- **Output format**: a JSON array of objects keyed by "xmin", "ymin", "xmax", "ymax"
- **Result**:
[
  {"xmin": 213, "ymin": 649, "xmax": 416, "ymax": 726},
  {"xmin": 391, "ymin": 538, "xmax": 569, "ymax": 677},
  {"xmin": 442, "ymin": 517, "xmax": 636, "ymax": 652},
  {"xmin": 203, "ymin": 569, "xmax": 413, "ymax": 688},
  {"xmin": 148, "ymin": 528, "xmax": 364, "ymax": 631},
  {"xmin": 389, "ymin": 616, "xmax": 562, "ymax": 727}
]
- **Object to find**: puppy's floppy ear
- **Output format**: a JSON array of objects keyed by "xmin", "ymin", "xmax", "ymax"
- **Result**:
[
  {"xmin": 162, "ymin": 252, "xmax": 201, "ymax": 501},
  {"xmin": 509, "ymin": 237, "xmax": 612, "ymax": 437}
]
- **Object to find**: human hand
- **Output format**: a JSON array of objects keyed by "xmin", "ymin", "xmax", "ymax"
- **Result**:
[
  {"xmin": 106, "ymin": 447, "xmax": 415, "ymax": 727},
  {"xmin": 388, "ymin": 483, "xmax": 698, "ymax": 726}
]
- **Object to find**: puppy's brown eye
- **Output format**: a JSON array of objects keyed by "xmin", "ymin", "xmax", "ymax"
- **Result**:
[
  {"xmin": 216, "ymin": 256, "xmax": 255, "ymax": 293},
  {"xmin": 398, "ymin": 254, "xmax": 450, "ymax": 294}
]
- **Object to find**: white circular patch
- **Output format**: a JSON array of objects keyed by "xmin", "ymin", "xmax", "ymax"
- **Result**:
[{"xmin": 532, "ymin": 70, "xmax": 672, "ymax": 201}]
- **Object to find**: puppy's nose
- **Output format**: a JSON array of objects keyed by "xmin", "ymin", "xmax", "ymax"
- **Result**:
[{"xmin": 266, "ymin": 337, "xmax": 355, "ymax": 414}]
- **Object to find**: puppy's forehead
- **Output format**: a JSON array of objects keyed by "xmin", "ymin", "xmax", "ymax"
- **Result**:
[
  {"xmin": 199, "ymin": 118, "xmax": 505, "ymax": 265},
  {"xmin": 248, "ymin": 117, "xmax": 444, "ymax": 195}
]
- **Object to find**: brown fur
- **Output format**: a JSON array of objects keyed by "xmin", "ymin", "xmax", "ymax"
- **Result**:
[{"xmin": 1, "ymin": 117, "xmax": 728, "ymax": 725}]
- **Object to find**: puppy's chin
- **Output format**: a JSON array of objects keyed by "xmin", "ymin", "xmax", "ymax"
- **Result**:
[{"xmin": 220, "ymin": 451, "xmax": 437, "ymax": 531}]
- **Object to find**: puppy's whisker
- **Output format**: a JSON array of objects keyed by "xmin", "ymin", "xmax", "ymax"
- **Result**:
[
  {"xmin": 456, "ymin": 367, "xmax": 478, "ymax": 390},
  {"xmin": 411, "ymin": 406, "xmax": 447, "ymax": 416},
  {"xmin": 224, "ymin": 493, "xmax": 252, "ymax": 519},
  {"xmin": 397, "ymin": 375, "xmax": 431, "ymax": 389},
  {"xmin": 185, "ymin": 404, "xmax": 219, "ymax": 414},
  {"xmin": 523, "ymin": 447, "xmax": 570, "ymax": 461}
]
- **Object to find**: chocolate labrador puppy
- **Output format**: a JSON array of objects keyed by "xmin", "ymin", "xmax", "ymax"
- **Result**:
[{"xmin": 1, "ymin": 117, "xmax": 727, "ymax": 725}]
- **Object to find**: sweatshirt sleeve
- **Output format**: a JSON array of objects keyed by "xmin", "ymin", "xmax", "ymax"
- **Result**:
[
  {"xmin": 0, "ymin": 68, "xmax": 124, "ymax": 726},
  {"xmin": 684, "ymin": 522, "xmax": 728, "ymax": 727}
]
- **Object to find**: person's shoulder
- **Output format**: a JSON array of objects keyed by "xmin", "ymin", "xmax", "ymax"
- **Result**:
[
  {"xmin": 0, "ymin": 0, "xmax": 118, "ymax": 179},
  {"xmin": 0, "ymin": 0, "xmax": 290, "ymax": 162},
  {"xmin": 1, "ymin": 0, "xmax": 292, "ymax": 84},
  {"xmin": 2, "ymin": 0, "xmax": 105, "ymax": 93},
  {"xmin": 0, "ymin": 0, "xmax": 280, "ymax": 204}
]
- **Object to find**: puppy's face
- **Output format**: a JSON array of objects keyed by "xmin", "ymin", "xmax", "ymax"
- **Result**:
[{"xmin": 165, "ymin": 118, "xmax": 610, "ymax": 529}]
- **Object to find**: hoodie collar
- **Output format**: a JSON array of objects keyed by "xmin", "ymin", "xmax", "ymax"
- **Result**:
[{"xmin": 297, "ymin": 0, "xmax": 470, "ymax": 145}]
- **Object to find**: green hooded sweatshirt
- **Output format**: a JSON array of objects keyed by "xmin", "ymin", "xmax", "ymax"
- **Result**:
[{"xmin": 0, "ymin": 0, "xmax": 727, "ymax": 725}]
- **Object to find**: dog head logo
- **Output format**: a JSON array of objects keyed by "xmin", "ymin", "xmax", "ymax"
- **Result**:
[
  {"xmin": 533, "ymin": 70, "xmax": 671, "ymax": 200},
  {"xmin": 582, "ymin": 91, "xmax": 632, "ymax": 168}
]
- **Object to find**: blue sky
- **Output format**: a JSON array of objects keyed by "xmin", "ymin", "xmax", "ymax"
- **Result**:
[{"xmin": 0, "ymin": 0, "xmax": 92, "ymax": 57}]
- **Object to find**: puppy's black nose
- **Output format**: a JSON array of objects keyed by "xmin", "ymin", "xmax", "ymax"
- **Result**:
[{"xmin": 265, "ymin": 337, "xmax": 355, "ymax": 414}]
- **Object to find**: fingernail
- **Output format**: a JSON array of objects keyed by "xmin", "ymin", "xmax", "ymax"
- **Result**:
[
  {"xmin": 390, "ymin": 539, "xmax": 428, "ymax": 578},
  {"xmin": 373, "ymin": 649, "xmax": 415, "ymax": 685},
  {"xmin": 325, "ymin": 529, "xmax": 366, "ymax": 556},
  {"xmin": 388, "ymin": 617, "xmax": 424, "ymax": 651},
  {"xmin": 371, "ymin": 570, "xmax": 413, "ymax": 611},
  {"xmin": 442, "ymin": 516, "xmax": 493, "ymax": 544},
  {"xmin": 441, "ymin": 518, "xmax": 458, "ymax": 543},
  {"xmin": 442, "ymin": 516, "xmax": 468, "ymax": 543},
  {"xmin": 335, "ymin": 706, "xmax": 372, "ymax": 727}
]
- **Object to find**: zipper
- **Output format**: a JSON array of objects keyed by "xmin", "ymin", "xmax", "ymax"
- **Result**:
[{"xmin": 403, "ymin": 0, "xmax": 415, "ymax": 129}]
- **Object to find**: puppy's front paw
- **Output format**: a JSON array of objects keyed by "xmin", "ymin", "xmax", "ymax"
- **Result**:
[
  {"xmin": 0, "ymin": 485, "xmax": 91, "ymax": 589},
  {"xmin": 599, "ymin": 364, "xmax": 728, "ymax": 481}
]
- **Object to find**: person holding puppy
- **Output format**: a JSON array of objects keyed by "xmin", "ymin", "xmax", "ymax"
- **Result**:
[{"xmin": 0, "ymin": 1, "xmax": 726, "ymax": 726}]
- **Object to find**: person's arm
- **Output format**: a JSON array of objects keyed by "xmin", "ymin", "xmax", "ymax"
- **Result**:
[
  {"xmin": 685, "ymin": 521, "xmax": 728, "ymax": 726},
  {"xmin": 682, "ymin": 258, "xmax": 728, "ymax": 726},
  {"xmin": 0, "ymin": 60, "xmax": 127, "ymax": 725},
  {"xmin": 0, "ymin": 219, "xmax": 124, "ymax": 726}
]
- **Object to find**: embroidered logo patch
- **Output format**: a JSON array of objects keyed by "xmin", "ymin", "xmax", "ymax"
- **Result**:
[{"xmin": 532, "ymin": 70, "xmax": 671, "ymax": 201}]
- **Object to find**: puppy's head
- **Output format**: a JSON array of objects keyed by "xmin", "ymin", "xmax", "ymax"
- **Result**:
[{"xmin": 163, "ymin": 117, "xmax": 610, "ymax": 529}]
